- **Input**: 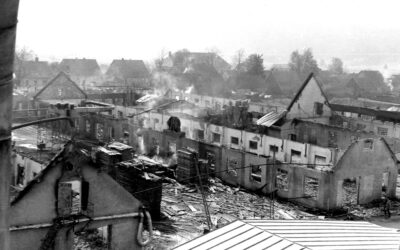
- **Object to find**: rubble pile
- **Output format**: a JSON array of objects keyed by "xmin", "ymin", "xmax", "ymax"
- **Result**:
[
  {"xmin": 73, "ymin": 229, "xmax": 108, "ymax": 250},
  {"xmin": 146, "ymin": 177, "xmax": 318, "ymax": 250}
]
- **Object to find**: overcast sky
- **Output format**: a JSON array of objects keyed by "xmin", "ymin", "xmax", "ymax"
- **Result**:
[{"xmin": 16, "ymin": 0, "xmax": 400, "ymax": 71}]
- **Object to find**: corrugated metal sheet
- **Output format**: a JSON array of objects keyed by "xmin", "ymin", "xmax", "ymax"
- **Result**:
[
  {"xmin": 174, "ymin": 219, "xmax": 400, "ymax": 250},
  {"xmin": 173, "ymin": 220, "xmax": 308, "ymax": 250},
  {"xmin": 256, "ymin": 111, "xmax": 286, "ymax": 127},
  {"xmin": 245, "ymin": 220, "xmax": 400, "ymax": 250}
]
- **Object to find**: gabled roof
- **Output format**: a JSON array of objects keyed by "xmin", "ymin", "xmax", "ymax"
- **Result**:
[
  {"xmin": 106, "ymin": 59, "xmax": 149, "ymax": 79},
  {"xmin": 59, "ymin": 58, "xmax": 101, "ymax": 77},
  {"xmin": 287, "ymin": 73, "xmax": 330, "ymax": 112},
  {"xmin": 33, "ymin": 71, "xmax": 87, "ymax": 99},
  {"xmin": 19, "ymin": 59, "xmax": 54, "ymax": 78},
  {"xmin": 175, "ymin": 219, "xmax": 400, "ymax": 250},
  {"xmin": 333, "ymin": 137, "xmax": 399, "ymax": 171},
  {"xmin": 11, "ymin": 142, "xmax": 71, "ymax": 205},
  {"xmin": 185, "ymin": 52, "xmax": 230, "ymax": 68},
  {"xmin": 174, "ymin": 220, "xmax": 309, "ymax": 250},
  {"xmin": 264, "ymin": 71, "xmax": 283, "ymax": 95},
  {"xmin": 268, "ymin": 68, "xmax": 302, "ymax": 93}
]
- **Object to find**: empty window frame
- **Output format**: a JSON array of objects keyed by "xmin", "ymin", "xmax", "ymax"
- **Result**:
[
  {"xmin": 227, "ymin": 158, "xmax": 238, "ymax": 176},
  {"xmin": 249, "ymin": 140, "xmax": 258, "ymax": 150},
  {"xmin": 250, "ymin": 165, "xmax": 262, "ymax": 182},
  {"xmin": 269, "ymin": 145, "xmax": 279, "ymax": 155},
  {"xmin": 328, "ymin": 130, "xmax": 338, "ymax": 148},
  {"xmin": 356, "ymin": 123, "xmax": 367, "ymax": 131},
  {"xmin": 304, "ymin": 176, "xmax": 318, "ymax": 200},
  {"xmin": 231, "ymin": 136, "xmax": 239, "ymax": 145},
  {"xmin": 74, "ymin": 119, "xmax": 79, "ymax": 132},
  {"xmin": 377, "ymin": 127, "xmax": 388, "ymax": 136},
  {"xmin": 276, "ymin": 169, "xmax": 288, "ymax": 191},
  {"xmin": 314, "ymin": 155, "xmax": 326, "ymax": 164},
  {"xmin": 197, "ymin": 129, "xmax": 205, "ymax": 140},
  {"xmin": 85, "ymin": 120, "xmax": 91, "ymax": 133},
  {"xmin": 290, "ymin": 150, "xmax": 302, "ymax": 163},
  {"xmin": 213, "ymin": 133, "xmax": 221, "ymax": 143},
  {"xmin": 314, "ymin": 102, "xmax": 323, "ymax": 115},
  {"xmin": 96, "ymin": 123, "xmax": 104, "ymax": 140},
  {"xmin": 364, "ymin": 139, "xmax": 373, "ymax": 150}
]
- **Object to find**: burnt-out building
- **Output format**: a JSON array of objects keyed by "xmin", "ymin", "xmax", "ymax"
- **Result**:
[
  {"xmin": 143, "ymin": 127, "xmax": 398, "ymax": 210},
  {"xmin": 9, "ymin": 142, "xmax": 147, "ymax": 250}
]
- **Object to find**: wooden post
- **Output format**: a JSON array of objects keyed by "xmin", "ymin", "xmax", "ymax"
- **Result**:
[{"xmin": 0, "ymin": 1, "xmax": 20, "ymax": 249}]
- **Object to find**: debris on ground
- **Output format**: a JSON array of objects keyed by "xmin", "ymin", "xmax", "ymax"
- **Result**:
[{"xmin": 146, "ymin": 177, "xmax": 319, "ymax": 250}]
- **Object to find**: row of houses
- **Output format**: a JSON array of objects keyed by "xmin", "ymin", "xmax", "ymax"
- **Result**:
[{"xmin": 16, "ymin": 57, "xmax": 150, "ymax": 93}]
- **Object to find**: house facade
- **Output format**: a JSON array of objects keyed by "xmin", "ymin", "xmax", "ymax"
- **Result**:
[
  {"xmin": 9, "ymin": 142, "xmax": 147, "ymax": 250},
  {"xmin": 34, "ymin": 71, "xmax": 87, "ymax": 105}
]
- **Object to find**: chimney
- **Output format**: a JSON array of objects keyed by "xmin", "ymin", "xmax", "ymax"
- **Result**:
[
  {"xmin": 0, "ymin": 0, "xmax": 20, "ymax": 249},
  {"xmin": 35, "ymin": 57, "xmax": 38, "ymax": 62},
  {"xmin": 168, "ymin": 51, "xmax": 172, "ymax": 57}
]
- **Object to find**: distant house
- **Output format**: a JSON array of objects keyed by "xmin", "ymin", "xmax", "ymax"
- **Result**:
[
  {"xmin": 346, "ymin": 78, "xmax": 363, "ymax": 97},
  {"xmin": 265, "ymin": 68, "xmax": 302, "ymax": 95},
  {"xmin": 59, "ymin": 58, "xmax": 102, "ymax": 88},
  {"xmin": 182, "ymin": 62, "xmax": 226, "ymax": 95},
  {"xmin": 163, "ymin": 51, "xmax": 231, "ymax": 79},
  {"xmin": 356, "ymin": 70, "xmax": 388, "ymax": 93},
  {"xmin": 106, "ymin": 59, "xmax": 150, "ymax": 89},
  {"xmin": 390, "ymin": 74, "xmax": 400, "ymax": 92},
  {"xmin": 34, "ymin": 71, "xmax": 87, "ymax": 105},
  {"xmin": 16, "ymin": 57, "xmax": 55, "ymax": 94}
]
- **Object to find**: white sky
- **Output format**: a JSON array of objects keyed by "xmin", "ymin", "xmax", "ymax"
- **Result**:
[{"xmin": 16, "ymin": 0, "xmax": 400, "ymax": 70}]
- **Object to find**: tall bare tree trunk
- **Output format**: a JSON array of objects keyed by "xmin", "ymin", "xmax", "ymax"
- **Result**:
[{"xmin": 0, "ymin": 1, "xmax": 20, "ymax": 249}]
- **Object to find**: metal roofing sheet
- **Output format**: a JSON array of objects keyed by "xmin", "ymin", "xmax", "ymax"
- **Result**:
[
  {"xmin": 256, "ymin": 111, "xmax": 286, "ymax": 127},
  {"xmin": 244, "ymin": 220, "xmax": 400, "ymax": 250},
  {"xmin": 174, "ymin": 219, "xmax": 400, "ymax": 250},
  {"xmin": 174, "ymin": 220, "xmax": 308, "ymax": 250}
]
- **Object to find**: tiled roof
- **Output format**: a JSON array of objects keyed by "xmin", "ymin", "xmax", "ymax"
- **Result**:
[
  {"xmin": 106, "ymin": 59, "xmax": 149, "ymax": 79},
  {"xmin": 59, "ymin": 58, "xmax": 101, "ymax": 77},
  {"xmin": 20, "ymin": 60, "xmax": 54, "ymax": 78}
]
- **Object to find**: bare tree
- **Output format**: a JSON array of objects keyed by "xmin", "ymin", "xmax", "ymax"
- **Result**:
[
  {"xmin": 14, "ymin": 47, "xmax": 36, "ymax": 86},
  {"xmin": 328, "ymin": 57, "xmax": 344, "ymax": 74},
  {"xmin": 232, "ymin": 49, "xmax": 245, "ymax": 71},
  {"xmin": 154, "ymin": 48, "xmax": 167, "ymax": 71}
]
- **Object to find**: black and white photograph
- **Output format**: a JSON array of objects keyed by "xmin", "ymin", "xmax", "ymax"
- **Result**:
[{"xmin": 1, "ymin": 0, "xmax": 400, "ymax": 249}]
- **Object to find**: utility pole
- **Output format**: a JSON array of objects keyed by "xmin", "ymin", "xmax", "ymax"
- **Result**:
[
  {"xmin": 195, "ymin": 154, "xmax": 212, "ymax": 232},
  {"xmin": 270, "ymin": 150, "xmax": 276, "ymax": 220},
  {"xmin": 0, "ymin": 1, "xmax": 20, "ymax": 249}
]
